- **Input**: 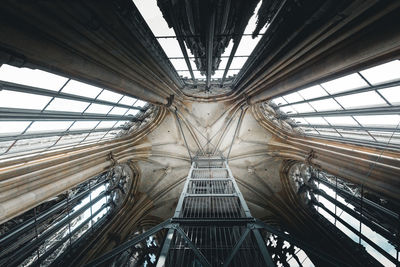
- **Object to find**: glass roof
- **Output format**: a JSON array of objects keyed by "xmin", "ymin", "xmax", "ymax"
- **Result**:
[
  {"xmin": 132, "ymin": 0, "xmax": 268, "ymax": 86},
  {"xmin": 270, "ymin": 59, "xmax": 400, "ymax": 148},
  {"xmin": 0, "ymin": 64, "xmax": 149, "ymax": 159}
]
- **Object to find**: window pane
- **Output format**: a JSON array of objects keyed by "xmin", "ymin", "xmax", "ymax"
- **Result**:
[
  {"xmin": 9, "ymin": 136, "xmax": 59, "ymax": 154},
  {"xmin": 157, "ymin": 38, "xmax": 183, "ymax": 57},
  {"xmin": 378, "ymin": 86, "xmax": 400, "ymax": 105},
  {"xmin": 97, "ymin": 90, "xmax": 123, "ymax": 103},
  {"xmin": 340, "ymin": 130, "xmax": 374, "ymax": 141},
  {"xmin": 133, "ymin": 0, "xmax": 175, "ymax": 37},
  {"xmin": 315, "ymin": 128, "xmax": 341, "ymax": 137},
  {"xmin": 133, "ymin": 100, "xmax": 147, "ymax": 108},
  {"xmin": 302, "ymin": 127, "xmax": 320, "ymax": 135},
  {"xmin": 309, "ymin": 99, "xmax": 342, "ymax": 112},
  {"xmin": 226, "ymin": 69, "xmax": 239, "ymax": 77},
  {"xmin": 0, "ymin": 141, "xmax": 13, "ymax": 154},
  {"xmin": 0, "ymin": 90, "xmax": 52, "ymax": 110},
  {"xmin": 354, "ymin": 115, "xmax": 400, "ymax": 127},
  {"xmin": 69, "ymin": 121, "xmax": 99, "ymax": 131},
  {"xmin": 113, "ymin": 121, "xmax": 130, "ymax": 128},
  {"xmin": 177, "ymin": 71, "xmax": 191, "ymax": 78},
  {"xmin": 298, "ymin": 85, "xmax": 328, "ymax": 100},
  {"xmin": 85, "ymin": 103, "xmax": 113, "ymax": 114},
  {"xmin": 283, "ymin": 92, "xmax": 303, "ymax": 103},
  {"xmin": 108, "ymin": 107, "xmax": 128, "ymax": 115},
  {"xmin": 211, "ymin": 70, "xmax": 224, "ymax": 79},
  {"xmin": 96, "ymin": 121, "xmax": 117, "ymax": 129},
  {"xmin": 305, "ymin": 117, "xmax": 328, "ymax": 125},
  {"xmin": 46, "ymin": 98, "xmax": 90, "ymax": 113},
  {"xmin": 119, "ymin": 96, "xmax": 137, "ymax": 106},
  {"xmin": 26, "ymin": 121, "xmax": 73, "ymax": 133},
  {"xmin": 55, "ymin": 134, "xmax": 88, "ymax": 147},
  {"xmin": 370, "ymin": 131, "xmax": 400, "ymax": 145},
  {"xmin": 279, "ymin": 105, "xmax": 297, "ymax": 114},
  {"xmin": 0, "ymin": 65, "xmax": 67, "ymax": 91},
  {"xmin": 271, "ymin": 97, "xmax": 287, "ymax": 106},
  {"xmin": 235, "ymin": 36, "xmax": 261, "ymax": 56},
  {"xmin": 126, "ymin": 109, "xmax": 140, "ymax": 116},
  {"xmin": 335, "ymin": 91, "xmax": 387, "ymax": 109},
  {"xmin": 230, "ymin": 57, "xmax": 248, "ymax": 69},
  {"xmin": 322, "ymin": 73, "xmax": 368, "ymax": 94},
  {"xmin": 291, "ymin": 103, "xmax": 314, "ymax": 113},
  {"xmin": 61, "ymin": 80, "xmax": 102, "ymax": 98},
  {"xmin": 360, "ymin": 60, "xmax": 400, "ymax": 85},
  {"xmin": 170, "ymin": 58, "xmax": 188, "ymax": 71},
  {"xmin": 324, "ymin": 116, "xmax": 358, "ymax": 126},
  {"xmin": 293, "ymin": 118, "xmax": 309, "ymax": 125},
  {"xmin": 0, "ymin": 121, "xmax": 31, "ymax": 135}
]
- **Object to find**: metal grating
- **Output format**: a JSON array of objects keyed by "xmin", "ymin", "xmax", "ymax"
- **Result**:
[
  {"xmin": 187, "ymin": 180, "xmax": 235, "ymax": 194},
  {"xmin": 191, "ymin": 168, "xmax": 229, "ymax": 178},
  {"xmin": 181, "ymin": 197, "xmax": 244, "ymax": 219},
  {"xmin": 166, "ymin": 226, "xmax": 264, "ymax": 267}
]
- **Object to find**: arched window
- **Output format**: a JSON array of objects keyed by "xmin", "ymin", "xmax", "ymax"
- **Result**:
[
  {"xmin": 0, "ymin": 164, "xmax": 133, "ymax": 267},
  {"xmin": 288, "ymin": 162, "xmax": 400, "ymax": 267}
]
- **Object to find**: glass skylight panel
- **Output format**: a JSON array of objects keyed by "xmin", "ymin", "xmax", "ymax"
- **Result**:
[
  {"xmin": 97, "ymin": 90, "xmax": 123, "ymax": 103},
  {"xmin": 230, "ymin": 57, "xmax": 248, "ymax": 69},
  {"xmin": 133, "ymin": 100, "xmax": 147, "ymax": 108},
  {"xmin": 340, "ymin": 130, "xmax": 374, "ymax": 141},
  {"xmin": 177, "ymin": 71, "xmax": 191, "ymax": 78},
  {"xmin": 378, "ymin": 86, "xmax": 400, "ymax": 105},
  {"xmin": 108, "ymin": 107, "xmax": 128, "ymax": 115},
  {"xmin": 69, "ymin": 121, "xmax": 99, "ymax": 131},
  {"xmin": 218, "ymin": 57, "xmax": 228, "ymax": 70},
  {"xmin": 84, "ymin": 103, "xmax": 113, "ymax": 114},
  {"xmin": 0, "ymin": 141, "xmax": 14, "ymax": 154},
  {"xmin": 354, "ymin": 115, "xmax": 400, "ymax": 127},
  {"xmin": 279, "ymin": 105, "xmax": 297, "ymax": 114},
  {"xmin": 126, "ymin": 109, "xmax": 139, "ymax": 116},
  {"xmin": 321, "ymin": 73, "xmax": 368, "ymax": 94},
  {"xmin": 133, "ymin": 0, "xmax": 175, "ymax": 37},
  {"xmin": 305, "ymin": 117, "xmax": 328, "ymax": 125},
  {"xmin": 370, "ymin": 131, "xmax": 400, "ymax": 145},
  {"xmin": 170, "ymin": 58, "xmax": 189, "ymax": 71},
  {"xmin": 227, "ymin": 69, "xmax": 240, "ymax": 77},
  {"xmin": 45, "ymin": 98, "xmax": 90, "ymax": 113},
  {"xmin": 0, "ymin": 90, "xmax": 52, "ymax": 110},
  {"xmin": 194, "ymin": 71, "xmax": 206, "ymax": 79},
  {"xmin": 0, "ymin": 121, "xmax": 31, "ymax": 135},
  {"xmin": 315, "ymin": 129, "xmax": 341, "ymax": 137},
  {"xmin": 360, "ymin": 60, "xmax": 400, "ymax": 85},
  {"xmin": 119, "ymin": 96, "xmax": 137, "ymax": 106},
  {"xmin": 211, "ymin": 70, "xmax": 224, "ymax": 79},
  {"xmin": 324, "ymin": 116, "xmax": 358, "ymax": 126},
  {"xmin": 25, "ymin": 121, "xmax": 73, "ymax": 133},
  {"xmin": 283, "ymin": 92, "xmax": 303, "ymax": 103},
  {"xmin": 0, "ymin": 65, "xmax": 68, "ymax": 91},
  {"xmin": 235, "ymin": 36, "xmax": 260, "ymax": 56},
  {"xmin": 61, "ymin": 80, "xmax": 103, "ymax": 99},
  {"xmin": 271, "ymin": 97, "xmax": 287, "ymax": 106},
  {"xmin": 9, "ymin": 136, "xmax": 59, "ymax": 154},
  {"xmin": 157, "ymin": 38, "xmax": 183, "ymax": 57},
  {"xmin": 291, "ymin": 103, "xmax": 314, "ymax": 113},
  {"xmin": 293, "ymin": 118, "xmax": 309, "ymax": 125},
  {"xmin": 302, "ymin": 127, "xmax": 320, "ymax": 135},
  {"xmin": 55, "ymin": 134, "xmax": 88, "ymax": 147},
  {"xmin": 96, "ymin": 121, "xmax": 117, "ymax": 129},
  {"xmin": 114, "ymin": 121, "xmax": 130, "ymax": 128},
  {"xmin": 309, "ymin": 99, "xmax": 342, "ymax": 112},
  {"xmin": 298, "ymin": 85, "xmax": 328, "ymax": 100},
  {"xmin": 335, "ymin": 91, "xmax": 387, "ymax": 109}
]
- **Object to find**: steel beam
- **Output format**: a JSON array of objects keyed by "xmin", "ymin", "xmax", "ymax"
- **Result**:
[
  {"xmin": 0, "ymin": 81, "xmax": 146, "ymax": 111},
  {"xmin": 0, "ymin": 127, "xmax": 124, "ymax": 142},
  {"xmin": 0, "ymin": 108, "xmax": 142, "ymax": 121},
  {"xmin": 222, "ymin": 227, "xmax": 250, "ymax": 267},
  {"xmin": 205, "ymin": 12, "xmax": 215, "ymax": 89},
  {"xmin": 156, "ymin": 228, "xmax": 175, "ymax": 267},
  {"xmin": 295, "ymin": 124, "xmax": 399, "ymax": 132},
  {"xmin": 86, "ymin": 219, "xmax": 172, "ymax": 266},
  {"xmin": 252, "ymin": 228, "xmax": 275, "ymax": 267},
  {"xmin": 283, "ymin": 105, "xmax": 400, "ymax": 118},
  {"xmin": 275, "ymin": 79, "xmax": 400, "ymax": 108},
  {"xmin": 175, "ymin": 226, "xmax": 211, "ymax": 267}
]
